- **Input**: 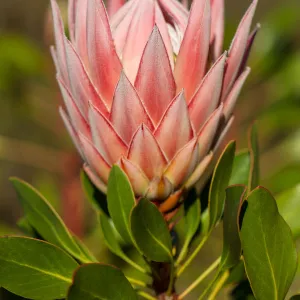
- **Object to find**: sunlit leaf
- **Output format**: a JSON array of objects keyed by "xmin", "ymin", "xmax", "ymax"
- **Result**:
[
  {"xmin": 230, "ymin": 150, "xmax": 251, "ymax": 186},
  {"xmin": 221, "ymin": 185, "xmax": 246, "ymax": 270},
  {"xmin": 248, "ymin": 124, "xmax": 259, "ymax": 191},
  {"xmin": 241, "ymin": 187, "xmax": 297, "ymax": 300},
  {"xmin": 107, "ymin": 166, "xmax": 136, "ymax": 244},
  {"xmin": 10, "ymin": 178, "xmax": 92, "ymax": 263},
  {"xmin": 131, "ymin": 198, "xmax": 172, "ymax": 262},
  {"xmin": 0, "ymin": 236, "xmax": 78, "ymax": 300},
  {"xmin": 67, "ymin": 264, "xmax": 138, "ymax": 300},
  {"xmin": 208, "ymin": 141, "xmax": 236, "ymax": 232}
]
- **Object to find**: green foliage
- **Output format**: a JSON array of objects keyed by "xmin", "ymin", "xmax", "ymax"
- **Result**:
[
  {"xmin": 176, "ymin": 189, "xmax": 201, "ymax": 264},
  {"xmin": 248, "ymin": 124, "xmax": 260, "ymax": 191},
  {"xmin": 241, "ymin": 187, "xmax": 297, "ymax": 300},
  {"xmin": 67, "ymin": 264, "xmax": 138, "ymax": 300},
  {"xmin": 10, "ymin": 177, "xmax": 94, "ymax": 263},
  {"xmin": 107, "ymin": 166, "xmax": 136, "ymax": 245},
  {"xmin": 99, "ymin": 211, "xmax": 126, "ymax": 259},
  {"xmin": 0, "ymin": 236, "xmax": 78, "ymax": 299},
  {"xmin": 99, "ymin": 211, "xmax": 147, "ymax": 274},
  {"xmin": 230, "ymin": 150, "xmax": 251, "ymax": 186},
  {"xmin": 81, "ymin": 170, "xmax": 108, "ymax": 215},
  {"xmin": 276, "ymin": 184, "xmax": 300, "ymax": 238},
  {"xmin": 131, "ymin": 198, "xmax": 172, "ymax": 262},
  {"xmin": 220, "ymin": 186, "xmax": 246, "ymax": 270},
  {"xmin": 208, "ymin": 141, "xmax": 236, "ymax": 232}
]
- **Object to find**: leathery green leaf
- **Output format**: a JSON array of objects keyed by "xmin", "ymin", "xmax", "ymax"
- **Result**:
[
  {"xmin": 0, "ymin": 236, "xmax": 78, "ymax": 300},
  {"xmin": 107, "ymin": 166, "xmax": 136, "ymax": 244},
  {"xmin": 176, "ymin": 189, "xmax": 201, "ymax": 264},
  {"xmin": 208, "ymin": 141, "xmax": 236, "ymax": 232},
  {"xmin": 220, "ymin": 185, "xmax": 247, "ymax": 270},
  {"xmin": 241, "ymin": 187, "xmax": 297, "ymax": 300},
  {"xmin": 67, "ymin": 264, "xmax": 138, "ymax": 300},
  {"xmin": 248, "ymin": 124, "xmax": 260, "ymax": 191},
  {"xmin": 130, "ymin": 198, "xmax": 172, "ymax": 262},
  {"xmin": 81, "ymin": 170, "xmax": 108, "ymax": 215},
  {"xmin": 230, "ymin": 150, "xmax": 251, "ymax": 186},
  {"xmin": 10, "ymin": 178, "xmax": 91, "ymax": 263}
]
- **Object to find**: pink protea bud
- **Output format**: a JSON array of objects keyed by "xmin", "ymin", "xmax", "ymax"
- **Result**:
[{"xmin": 51, "ymin": 0, "xmax": 258, "ymax": 207}]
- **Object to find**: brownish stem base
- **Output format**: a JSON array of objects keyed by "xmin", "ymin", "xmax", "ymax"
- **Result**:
[{"xmin": 151, "ymin": 262, "xmax": 177, "ymax": 298}]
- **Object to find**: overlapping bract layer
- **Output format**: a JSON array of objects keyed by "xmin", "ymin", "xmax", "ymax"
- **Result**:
[{"xmin": 51, "ymin": 0, "xmax": 258, "ymax": 202}]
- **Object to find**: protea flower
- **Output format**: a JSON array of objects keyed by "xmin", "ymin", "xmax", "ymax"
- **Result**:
[{"xmin": 51, "ymin": 0, "xmax": 258, "ymax": 212}]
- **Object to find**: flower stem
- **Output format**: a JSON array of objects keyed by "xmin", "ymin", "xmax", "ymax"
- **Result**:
[
  {"xmin": 127, "ymin": 276, "xmax": 147, "ymax": 288},
  {"xmin": 166, "ymin": 259, "xmax": 175, "ymax": 295},
  {"xmin": 178, "ymin": 257, "xmax": 221, "ymax": 299},
  {"xmin": 206, "ymin": 270, "xmax": 229, "ymax": 300},
  {"xmin": 176, "ymin": 235, "xmax": 208, "ymax": 277},
  {"xmin": 175, "ymin": 239, "xmax": 190, "ymax": 267},
  {"xmin": 137, "ymin": 291, "xmax": 156, "ymax": 300}
]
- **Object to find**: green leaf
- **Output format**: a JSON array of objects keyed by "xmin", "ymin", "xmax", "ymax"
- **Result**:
[
  {"xmin": 99, "ymin": 212, "xmax": 148, "ymax": 274},
  {"xmin": 276, "ymin": 184, "xmax": 300, "ymax": 238},
  {"xmin": 107, "ymin": 166, "xmax": 136, "ymax": 244},
  {"xmin": 220, "ymin": 185, "xmax": 246, "ymax": 270},
  {"xmin": 176, "ymin": 189, "xmax": 201, "ymax": 264},
  {"xmin": 99, "ymin": 212, "xmax": 128, "ymax": 260},
  {"xmin": 208, "ymin": 141, "xmax": 236, "ymax": 232},
  {"xmin": 81, "ymin": 170, "xmax": 108, "ymax": 215},
  {"xmin": 130, "ymin": 198, "xmax": 172, "ymax": 262},
  {"xmin": 67, "ymin": 264, "xmax": 138, "ymax": 300},
  {"xmin": 290, "ymin": 296, "xmax": 300, "ymax": 300},
  {"xmin": 230, "ymin": 150, "xmax": 251, "ymax": 186},
  {"xmin": 241, "ymin": 187, "xmax": 297, "ymax": 300},
  {"xmin": 0, "ymin": 236, "xmax": 78, "ymax": 300},
  {"xmin": 10, "ymin": 177, "xmax": 90, "ymax": 263},
  {"xmin": 248, "ymin": 124, "xmax": 260, "ymax": 191}
]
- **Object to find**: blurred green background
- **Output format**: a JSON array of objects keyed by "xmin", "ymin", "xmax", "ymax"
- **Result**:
[{"xmin": 0, "ymin": 0, "xmax": 299, "ymax": 299}]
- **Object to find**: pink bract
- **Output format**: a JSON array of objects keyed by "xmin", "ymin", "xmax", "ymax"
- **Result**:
[{"xmin": 51, "ymin": 0, "xmax": 258, "ymax": 206}]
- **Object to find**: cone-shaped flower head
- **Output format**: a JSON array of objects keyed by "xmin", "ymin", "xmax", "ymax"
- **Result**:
[{"xmin": 51, "ymin": 0, "xmax": 258, "ymax": 208}]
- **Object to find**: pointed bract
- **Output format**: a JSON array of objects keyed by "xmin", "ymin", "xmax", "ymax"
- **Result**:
[
  {"xmin": 110, "ymin": 71, "xmax": 154, "ymax": 143},
  {"xmin": 175, "ymin": 0, "xmax": 211, "ymax": 101},
  {"xmin": 120, "ymin": 157, "xmax": 150, "ymax": 196},
  {"xmin": 128, "ymin": 124, "xmax": 168, "ymax": 180},
  {"xmin": 237, "ymin": 24, "xmax": 260, "ymax": 77},
  {"xmin": 79, "ymin": 133, "xmax": 111, "ymax": 183},
  {"xmin": 107, "ymin": 0, "xmax": 125, "ymax": 17},
  {"xmin": 188, "ymin": 52, "xmax": 226, "ymax": 133},
  {"xmin": 57, "ymin": 76, "xmax": 91, "ymax": 139},
  {"xmin": 86, "ymin": 0, "xmax": 122, "ymax": 106},
  {"xmin": 210, "ymin": 0, "xmax": 224, "ymax": 60},
  {"xmin": 83, "ymin": 164, "xmax": 107, "ymax": 193},
  {"xmin": 119, "ymin": 0, "xmax": 156, "ymax": 82},
  {"xmin": 135, "ymin": 26, "xmax": 176, "ymax": 125},
  {"xmin": 89, "ymin": 104, "xmax": 128, "ymax": 165},
  {"xmin": 164, "ymin": 139, "xmax": 199, "ymax": 188},
  {"xmin": 222, "ymin": 0, "xmax": 257, "ymax": 98},
  {"xmin": 53, "ymin": 0, "xmax": 258, "ymax": 207},
  {"xmin": 51, "ymin": 0, "xmax": 69, "ymax": 83},
  {"xmin": 64, "ymin": 38, "xmax": 109, "ymax": 118},
  {"xmin": 224, "ymin": 67, "xmax": 251, "ymax": 121},
  {"xmin": 197, "ymin": 104, "xmax": 223, "ymax": 159},
  {"xmin": 155, "ymin": 91, "xmax": 194, "ymax": 160},
  {"xmin": 59, "ymin": 108, "xmax": 83, "ymax": 158}
]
